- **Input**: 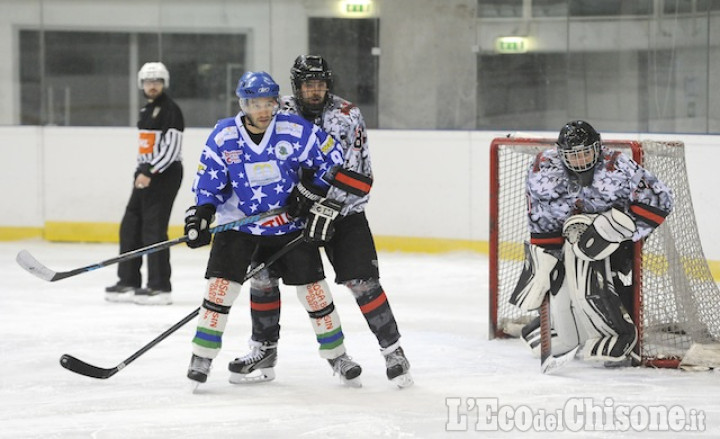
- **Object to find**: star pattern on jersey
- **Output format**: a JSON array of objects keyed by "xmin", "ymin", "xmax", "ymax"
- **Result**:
[{"xmin": 193, "ymin": 113, "xmax": 344, "ymax": 236}]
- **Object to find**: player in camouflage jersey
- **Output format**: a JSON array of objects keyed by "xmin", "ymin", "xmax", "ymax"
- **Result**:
[
  {"xmin": 233, "ymin": 55, "xmax": 412, "ymax": 388},
  {"xmin": 511, "ymin": 120, "xmax": 674, "ymax": 367}
]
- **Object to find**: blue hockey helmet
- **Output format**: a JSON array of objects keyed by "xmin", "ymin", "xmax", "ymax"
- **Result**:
[{"xmin": 235, "ymin": 71, "xmax": 280, "ymax": 99}]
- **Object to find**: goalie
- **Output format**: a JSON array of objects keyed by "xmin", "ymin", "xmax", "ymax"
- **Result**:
[{"xmin": 510, "ymin": 120, "xmax": 674, "ymax": 367}]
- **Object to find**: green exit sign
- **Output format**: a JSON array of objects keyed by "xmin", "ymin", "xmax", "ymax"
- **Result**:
[
  {"xmin": 346, "ymin": 3, "xmax": 371, "ymax": 13},
  {"xmin": 495, "ymin": 37, "xmax": 528, "ymax": 54}
]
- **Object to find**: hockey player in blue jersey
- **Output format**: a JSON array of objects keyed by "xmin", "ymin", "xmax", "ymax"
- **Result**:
[
  {"xmin": 184, "ymin": 71, "xmax": 360, "ymax": 385},
  {"xmin": 230, "ymin": 55, "xmax": 412, "ymax": 388}
]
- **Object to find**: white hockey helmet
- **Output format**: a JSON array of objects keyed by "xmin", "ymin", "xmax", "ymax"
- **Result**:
[{"xmin": 137, "ymin": 62, "xmax": 170, "ymax": 89}]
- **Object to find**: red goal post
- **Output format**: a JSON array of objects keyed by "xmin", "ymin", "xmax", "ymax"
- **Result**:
[{"xmin": 489, "ymin": 136, "xmax": 720, "ymax": 368}]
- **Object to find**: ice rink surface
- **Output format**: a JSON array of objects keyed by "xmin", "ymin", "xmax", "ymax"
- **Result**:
[{"xmin": 1, "ymin": 239, "xmax": 718, "ymax": 438}]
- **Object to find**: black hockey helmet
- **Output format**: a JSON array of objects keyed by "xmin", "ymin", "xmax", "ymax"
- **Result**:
[
  {"xmin": 290, "ymin": 55, "xmax": 333, "ymax": 118},
  {"xmin": 556, "ymin": 120, "xmax": 602, "ymax": 172}
]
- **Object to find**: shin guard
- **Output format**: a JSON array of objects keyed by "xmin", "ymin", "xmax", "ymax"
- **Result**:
[
  {"xmin": 296, "ymin": 280, "xmax": 346, "ymax": 359},
  {"xmin": 192, "ymin": 277, "xmax": 242, "ymax": 359},
  {"xmin": 249, "ymin": 269, "xmax": 282, "ymax": 343},
  {"xmin": 346, "ymin": 279, "xmax": 401, "ymax": 349}
]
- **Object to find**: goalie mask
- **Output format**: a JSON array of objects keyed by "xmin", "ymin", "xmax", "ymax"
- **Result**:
[
  {"xmin": 290, "ymin": 55, "xmax": 333, "ymax": 118},
  {"xmin": 556, "ymin": 120, "xmax": 602, "ymax": 173}
]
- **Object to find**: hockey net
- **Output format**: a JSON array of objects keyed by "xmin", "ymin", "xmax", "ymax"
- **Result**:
[{"xmin": 489, "ymin": 137, "xmax": 720, "ymax": 368}]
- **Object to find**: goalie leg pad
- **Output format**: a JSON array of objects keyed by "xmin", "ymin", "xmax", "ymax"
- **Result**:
[
  {"xmin": 297, "ymin": 280, "xmax": 346, "ymax": 359},
  {"xmin": 520, "ymin": 316, "xmax": 559, "ymax": 358},
  {"xmin": 549, "ymin": 284, "xmax": 582, "ymax": 356},
  {"xmin": 192, "ymin": 277, "xmax": 242, "ymax": 359},
  {"xmin": 565, "ymin": 253, "xmax": 638, "ymax": 362},
  {"xmin": 509, "ymin": 242, "xmax": 563, "ymax": 312}
]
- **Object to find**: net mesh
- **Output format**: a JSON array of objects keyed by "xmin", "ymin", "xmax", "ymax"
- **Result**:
[{"xmin": 489, "ymin": 138, "xmax": 720, "ymax": 367}]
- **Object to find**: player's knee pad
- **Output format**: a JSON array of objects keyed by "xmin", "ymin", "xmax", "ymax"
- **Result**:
[
  {"xmin": 193, "ymin": 277, "xmax": 242, "ymax": 358},
  {"xmin": 250, "ymin": 267, "xmax": 279, "ymax": 292},
  {"xmin": 296, "ymin": 280, "xmax": 345, "ymax": 359}
]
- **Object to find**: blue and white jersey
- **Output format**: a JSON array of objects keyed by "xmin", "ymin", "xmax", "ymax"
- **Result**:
[
  {"xmin": 192, "ymin": 112, "xmax": 344, "ymax": 236},
  {"xmin": 526, "ymin": 147, "xmax": 674, "ymax": 248}
]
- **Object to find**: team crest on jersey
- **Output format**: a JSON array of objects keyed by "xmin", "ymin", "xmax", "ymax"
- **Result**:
[
  {"xmin": 223, "ymin": 150, "xmax": 243, "ymax": 165},
  {"xmin": 275, "ymin": 141, "xmax": 294, "ymax": 160},
  {"xmin": 276, "ymin": 121, "xmax": 303, "ymax": 138},
  {"xmin": 245, "ymin": 161, "xmax": 281, "ymax": 186}
]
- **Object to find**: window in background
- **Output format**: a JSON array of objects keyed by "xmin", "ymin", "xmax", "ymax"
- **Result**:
[
  {"xmin": 532, "ymin": 0, "xmax": 568, "ymax": 17},
  {"xmin": 696, "ymin": 0, "xmax": 720, "ymax": 12},
  {"xmin": 20, "ymin": 30, "xmax": 130, "ymax": 126},
  {"xmin": 477, "ymin": 0, "xmax": 523, "ymax": 18},
  {"xmin": 19, "ymin": 30, "xmax": 246, "ymax": 127},
  {"xmin": 138, "ymin": 33, "xmax": 246, "ymax": 127},
  {"xmin": 308, "ymin": 17, "xmax": 379, "ymax": 128},
  {"xmin": 569, "ymin": 0, "xmax": 653, "ymax": 16},
  {"xmin": 663, "ymin": 0, "xmax": 693, "ymax": 14},
  {"xmin": 477, "ymin": 53, "xmax": 568, "ymax": 131}
]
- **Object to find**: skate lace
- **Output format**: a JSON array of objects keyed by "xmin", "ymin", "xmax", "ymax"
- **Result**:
[
  {"xmin": 385, "ymin": 349, "xmax": 409, "ymax": 369},
  {"xmin": 239, "ymin": 346, "xmax": 264, "ymax": 363},
  {"xmin": 331, "ymin": 354, "xmax": 358, "ymax": 375}
]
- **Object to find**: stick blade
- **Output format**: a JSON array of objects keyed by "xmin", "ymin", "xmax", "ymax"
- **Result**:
[
  {"xmin": 60, "ymin": 354, "xmax": 118, "ymax": 379},
  {"xmin": 16, "ymin": 250, "xmax": 58, "ymax": 281},
  {"xmin": 541, "ymin": 346, "xmax": 579, "ymax": 374}
]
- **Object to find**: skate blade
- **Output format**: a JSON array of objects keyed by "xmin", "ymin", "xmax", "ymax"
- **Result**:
[
  {"xmin": 188, "ymin": 380, "xmax": 202, "ymax": 394},
  {"xmin": 391, "ymin": 372, "xmax": 414, "ymax": 389},
  {"xmin": 229, "ymin": 368, "xmax": 275, "ymax": 384},
  {"xmin": 341, "ymin": 376, "xmax": 362, "ymax": 388}
]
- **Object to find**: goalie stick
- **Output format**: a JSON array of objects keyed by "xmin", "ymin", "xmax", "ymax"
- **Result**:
[
  {"xmin": 16, "ymin": 207, "xmax": 287, "ymax": 282},
  {"xmin": 539, "ymin": 295, "xmax": 578, "ymax": 374},
  {"xmin": 59, "ymin": 234, "xmax": 304, "ymax": 379}
]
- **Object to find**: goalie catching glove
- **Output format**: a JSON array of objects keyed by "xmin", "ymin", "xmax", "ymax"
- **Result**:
[
  {"xmin": 564, "ymin": 208, "xmax": 636, "ymax": 261},
  {"xmin": 184, "ymin": 204, "xmax": 216, "ymax": 248},
  {"xmin": 304, "ymin": 198, "xmax": 342, "ymax": 242}
]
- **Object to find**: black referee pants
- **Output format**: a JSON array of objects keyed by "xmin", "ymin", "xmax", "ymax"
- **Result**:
[{"xmin": 116, "ymin": 161, "xmax": 182, "ymax": 291}]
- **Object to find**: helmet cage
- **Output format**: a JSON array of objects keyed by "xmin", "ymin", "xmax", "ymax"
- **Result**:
[
  {"xmin": 290, "ymin": 55, "xmax": 333, "ymax": 117},
  {"xmin": 559, "ymin": 141, "xmax": 602, "ymax": 172}
]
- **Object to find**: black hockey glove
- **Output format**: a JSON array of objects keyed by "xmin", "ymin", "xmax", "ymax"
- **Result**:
[
  {"xmin": 288, "ymin": 180, "xmax": 325, "ymax": 218},
  {"xmin": 304, "ymin": 198, "xmax": 342, "ymax": 243},
  {"xmin": 184, "ymin": 204, "xmax": 216, "ymax": 248}
]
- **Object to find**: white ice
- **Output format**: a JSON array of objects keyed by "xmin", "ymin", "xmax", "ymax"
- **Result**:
[{"xmin": 1, "ymin": 239, "xmax": 718, "ymax": 438}]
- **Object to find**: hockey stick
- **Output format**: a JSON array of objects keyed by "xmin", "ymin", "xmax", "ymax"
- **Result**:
[
  {"xmin": 59, "ymin": 234, "xmax": 305, "ymax": 379},
  {"xmin": 539, "ymin": 295, "xmax": 578, "ymax": 374},
  {"xmin": 16, "ymin": 207, "xmax": 287, "ymax": 282}
]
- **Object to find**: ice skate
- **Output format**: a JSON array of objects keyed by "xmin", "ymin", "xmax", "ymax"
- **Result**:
[
  {"xmin": 383, "ymin": 346, "xmax": 413, "ymax": 388},
  {"xmin": 327, "ymin": 353, "xmax": 362, "ymax": 387},
  {"xmin": 187, "ymin": 354, "xmax": 212, "ymax": 391},
  {"xmin": 228, "ymin": 341, "xmax": 278, "ymax": 384},
  {"xmin": 104, "ymin": 284, "xmax": 136, "ymax": 303},
  {"xmin": 133, "ymin": 288, "xmax": 172, "ymax": 305}
]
